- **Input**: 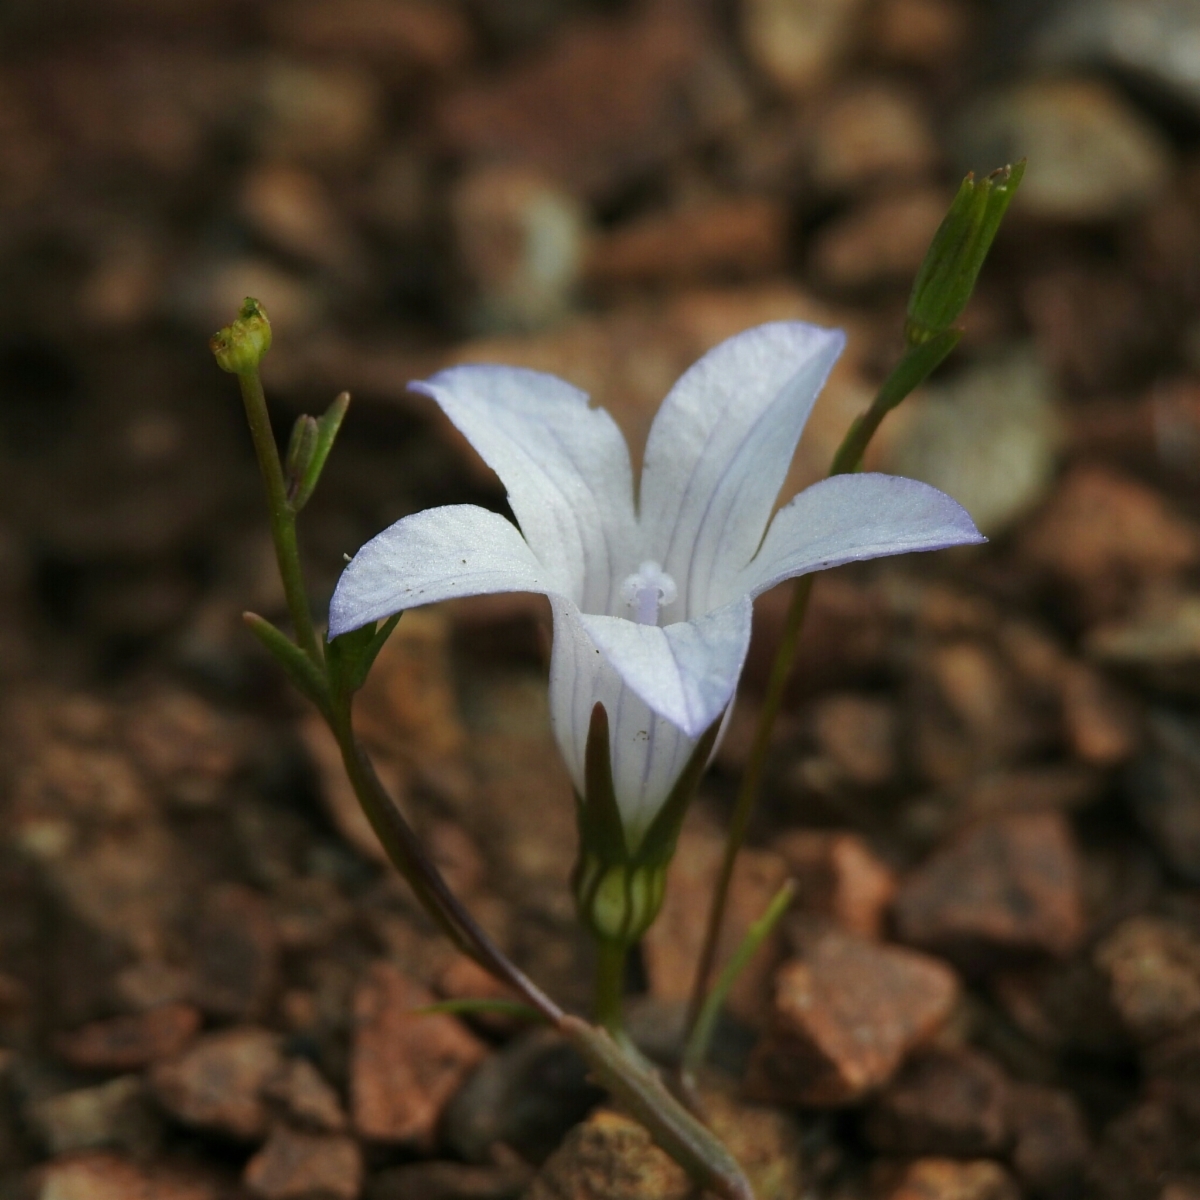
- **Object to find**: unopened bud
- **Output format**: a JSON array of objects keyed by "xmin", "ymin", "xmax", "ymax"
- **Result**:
[
  {"xmin": 210, "ymin": 297, "xmax": 273, "ymax": 374},
  {"xmin": 285, "ymin": 415, "xmax": 319, "ymax": 501},
  {"xmin": 573, "ymin": 853, "xmax": 667, "ymax": 945}
]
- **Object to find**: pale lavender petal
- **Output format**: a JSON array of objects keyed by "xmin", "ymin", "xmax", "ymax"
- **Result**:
[
  {"xmin": 328, "ymin": 505, "xmax": 554, "ymax": 637},
  {"xmin": 639, "ymin": 321, "xmax": 845, "ymax": 617},
  {"xmin": 578, "ymin": 596, "xmax": 753, "ymax": 739},
  {"xmin": 731, "ymin": 473, "xmax": 985, "ymax": 603},
  {"xmin": 547, "ymin": 596, "xmax": 698, "ymax": 849},
  {"xmin": 413, "ymin": 365, "xmax": 638, "ymax": 612}
]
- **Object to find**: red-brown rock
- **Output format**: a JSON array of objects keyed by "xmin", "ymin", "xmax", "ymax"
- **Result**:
[
  {"xmin": 32, "ymin": 1151, "xmax": 226, "ymax": 1200},
  {"xmin": 864, "ymin": 1046, "xmax": 1010, "ymax": 1156},
  {"xmin": 877, "ymin": 1157, "xmax": 1020, "ymax": 1200},
  {"xmin": 893, "ymin": 813, "xmax": 1086, "ymax": 967},
  {"xmin": 54, "ymin": 1003, "xmax": 201, "ymax": 1071},
  {"xmin": 350, "ymin": 961, "xmax": 487, "ymax": 1148},
  {"xmin": 243, "ymin": 1124, "xmax": 363, "ymax": 1200},
  {"xmin": 263, "ymin": 1059, "xmax": 347, "ymax": 1133},
  {"xmin": 149, "ymin": 1027, "xmax": 283, "ymax": 1140},
  {"xmin": 745, "ymin": 928, "xmax": 960, "ymax": 1105},
  {"xmin": 191, "ymin": 883, "xmax": 280, "ymax": 1021},
  {"xmin": 777, "ymin": 829, "xmax": 897, "ymax": 939},
  {"xmin": 1006, "ymin": 1082, "xmax": 1090, "ymax": 1196}
]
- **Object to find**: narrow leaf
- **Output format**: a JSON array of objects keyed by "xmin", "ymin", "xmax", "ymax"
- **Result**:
[
  {"xmin": 243, "ymin": 612, "xmax": 329, "ymax": 713},
  {"xmin": 293, "ymin": 391, "xmax": 351, "ymax": 511}
]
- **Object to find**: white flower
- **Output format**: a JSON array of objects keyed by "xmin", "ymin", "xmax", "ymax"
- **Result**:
[{"xmin": 329, "ymin": 322, "xmax": 983, "ymax": 848}]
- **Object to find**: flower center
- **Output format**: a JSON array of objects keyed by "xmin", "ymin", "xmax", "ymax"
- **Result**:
[{"xmin": 620, "ymin": 561, "xmax": 677, "ymax": 626}]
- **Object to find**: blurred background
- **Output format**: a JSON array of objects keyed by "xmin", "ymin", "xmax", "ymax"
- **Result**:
[{"xmin": 5, "ymin": 0, "xmax": 1200, "ymax": 1197}]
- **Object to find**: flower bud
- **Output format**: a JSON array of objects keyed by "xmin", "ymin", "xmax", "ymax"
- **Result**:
[
  {"xmin": 573, "ymin": 854, "xmax": 667, "ymax": 944},
  {"xmin": 906, "ymin": 161, "xmax": 1024, "ymax": 346},
  {"xmin": 210, "ymin": 297, "xmax": 273, "ymax": 374},
  {"xmin": 285, "ymin": 414, "xmax": 320, "ymax": 499}
]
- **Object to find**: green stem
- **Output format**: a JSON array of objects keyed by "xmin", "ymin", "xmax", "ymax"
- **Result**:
[
  {"xmin": 234, "ymin": 366, "xmax": 321, "ymax": 665},
  {"xmin": 593, "ymin": 938, "xmax": 628, "ymax": 1039}
]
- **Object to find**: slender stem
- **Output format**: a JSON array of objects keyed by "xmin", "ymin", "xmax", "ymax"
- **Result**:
[
  {"xmin": 234, "ymin": 366, "xmax": 321, "ymax": 664},
  {"xmin": 593, "ymin": 939, "xmax": 627, "ymax": 1039}
]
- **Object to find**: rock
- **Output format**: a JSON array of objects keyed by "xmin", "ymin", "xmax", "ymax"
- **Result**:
[
  {"xmin": 642, "ymin": 813, "xmax": 789, "ymax": 1028},
  {"xmin": 1095, "ymin": 916, "xmax": 1200, "ymax": 1044},
  {"xmin": 243, "ymin": 1125, "xmax": 363, "ymax": 1200},
  {"xmin": 1088, "ymin": 593, "xmax": 1200, "ymax": 694},
  {"xmin": 1058, "ymin": 661, "xmax": 1140, "ymax": 766},
  {"xmin": 808, "ymin": 80, "xmax": 938, "ymax": 193},
  {"xmin": 450, "ymin": 164, "xmax": 588, "ymax": 332},
  {"xmin": 350, "ymin": 962, "xmax": 487, "ymax": 1148},
  {"xmin": 864, "ymin": 1046, "xmax": 1010, "ymax": 1156},
  {"xmin": 741, "ymin": 0, "xmax": 869, "ymax": 96},
  {"xmin": 745, "ymin": 927, "xmax": 960, "ymax": 1105},
  {"xmin": 367, "ymin": 1160, "xmax": 531, "ymax": 1200},
  {"xmin": 1089, "ymin": 1086, "xmax": 1200, "ymax": 1200},
  {"xmin": 1006, "ymin": 1082, "xmax": 1090, "ymax": 1197},
  {"xmin": 953, "ymin": 78, "xmax": 1173, "ymax": 221},
  {"xmin": 522, "ymin": 1108, "xmax": 692, "ymax": 1200},
  {"xmin": 583, "ymin": 196, "xmax": 788, "ymax": 289},
  {"xmin": 435, "ymin": 0, "xmax": 748, "ymax": 198},
  {"xmin": 53, "ymin": 1004, "xmax": 201, "ymax": 1072},
  {"xmin": 1130, "ymin": 719, "xmax": 1200, "ymax": 882},
  {"xmin": 876, "ymin": 1157, "xmax": 1020, "ymax": 1200},
  {"xmin": 881, "ymin": 349, "xmax": 1062, "ymax": 538},
  {"xmin": 32, "ymin": 1151, "xmax": 226, "ymax": 1200},
  {"xmin": 263, "ymin": 1059, "xmax": 347, "ymax": 1133},
  {"xmin": 1019, "ymin": 465, "xmax": 1199, "ymax": 624},
  {"xmin": 893, "ymin": 812, "xmax": 1087, "ymax": 966},
  {"xmin": 443, "ymin": 1028, "xmax": 603, "ymax": 1166},
  {"xmin": 810, "ymin": 187, "xmax": 949, "ymax": 290},
  {"xmin": 28, "ymin": 1075, "xmax": 162, "ymax": 1158},
  {"xmin": 810, "ymin": 692, "xmax": 899, "ymax": 789},
  {"xmin": 776, "ymin": 829, "xmax": 896, "ymax": 939},
  {"xmin": 191, "ymin": 883, "xmax": 280, "ymax": 1021},
  {"xmin": 869, "ymin": 0, "xmax": 971, "ymax": 68},
  {"xmin": 149, "ymin": 1027, "xmax": 284, "ymax": 1140}
]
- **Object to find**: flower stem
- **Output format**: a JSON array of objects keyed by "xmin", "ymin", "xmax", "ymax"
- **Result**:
[
  {"xmin": 234, "ymin": 364, "xmax": 322, "ymax": 665},
  {"xmin": 593, "ymin": 938, "xmax": 628, "ymax": 1039}
]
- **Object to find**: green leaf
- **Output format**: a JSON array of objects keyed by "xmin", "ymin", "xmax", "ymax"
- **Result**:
[
  {"xmin": 326, "ymin": 613, "xmax": 401, "ymax": 700},
  {"xmin": 292, "ymin": 391, "xmax": 350, "ymax": 511},
  {"xmin": 243, "ymin": 612, "xmax": 329, "ymax": 713},
  {"xmin": 906, "ymin": 160, "xmax": 1024, "ymax": 345}
]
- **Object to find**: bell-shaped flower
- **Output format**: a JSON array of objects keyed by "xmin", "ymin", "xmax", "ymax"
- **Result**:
[{"xmin": 329, "ymin": 322, "xmax": 984, "ymax": 850}]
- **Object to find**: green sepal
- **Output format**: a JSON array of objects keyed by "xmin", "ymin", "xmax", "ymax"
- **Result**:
[
  {"xmin": 413, "ymin": 998, "xmax": 546, "ymax": 1023},
  {"xmin": 291, "ymin": 391, "xmax": 350, "ymax": 512},
  {"xmin": 210, "ymin": 297, "xmax": 272, "ymax": 375},
  {"xmin": 327, "ymin": 613, "xmax": 401, "ymax": 700},
  {"xmin": 636, "ymin": 714, "xmax": 723, "ymax": 866},
  {"xmin": 906, "ymin": 161, "xmax": 1024, "ymax": 346},
  {"xmin": 244, "ymin": 611, "xmax": 329, "ymax": 714}
]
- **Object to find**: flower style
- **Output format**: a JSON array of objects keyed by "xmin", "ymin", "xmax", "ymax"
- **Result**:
[{"xmin": 329, "ymin": 322, "xmax": 984, "ymax": 850}]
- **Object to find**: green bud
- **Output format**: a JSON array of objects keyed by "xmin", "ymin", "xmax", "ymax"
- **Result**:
[
  {"xmin": 906, "ymin": 161, "xmax": 1024, "ymax": 346},
  {"xmin": 210, "ymin": 297, "xmax": 273, "ymax": 374},
  {"xmin": 285, "ymin": 415, "xmax": 320, "ymax": 501},
  {"xmin": 573, "ymin": 854, "xmax": 667, "ymax": 944}
]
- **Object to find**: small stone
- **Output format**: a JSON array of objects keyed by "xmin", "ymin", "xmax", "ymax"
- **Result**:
[
  {"xmin": 149, "ymin": 1027, "xmax": 283, "ymax": 1140},
  {"xmin": 811, "ymin": 692, "xmax": 899, "ymax": 788},
  {"xmin": 1020, "ymin": 466, "xmax": 1199, "ymax": 623},
  {"xmin": 808, "ymin": 80, "xmax": 938, "ymax": 193},
  {"xmin": 28, "ymin": 1075, "xmax": 162, "ymax": 1158},
  {"xmin": 877, "ymin": 1157, "xmax": 1020, "ymax": 1200},
  {"xmin": 522, "ymin": 1108, "xmax": 692, "ymax": 1200},
  {"xmin": 256, "ymin": 60, "xmax": 381, "ymax": 166},
  {"xmin": 881, "ymin": 348, "xmax": 1062, "ymax": 539},
  {"xmin": 366, "ymin": 1160, "xmax": 532, "ymax": 1200},
  {"xmin": 869, "ymin": 0, "xmax": 971, "ymax": 68},
  {"xmin": 244, "ymin": 1125, "xmax": 363, "ymax": 1200},
  {"xmin": 238, "ymin": 163, "xmax": 358, "ymax": 273},
  {"xmin": 893, "ymin": 812, "xmax": 1086, "ymax": 966},
  {"xmin": 263, "ymin": 1059, "xmax": 347, "ymax": 1133},
  {"xmin": 1006, "ymin": 1082, "xmax": 1090, "ymax": 1197},
  {"xmin": 1095, "ymin": 916, "xmax": 1200, "ymax": 1044},
  {"xmin": 745, "ymin": 928, "xmax": 960, "ymax": 1105},
  {"xmin": 811, "ymin": 187, "xmax": 949, "ymax": 290},
  {"xmin": 191, "ymin": 883, "xmax": 280, "ymax": 1021},
  {"xmin": 33, "ymin": 1151, "xmax": 225, "ymax": 1200},
  {"xmin": 741, "ymin": 0, "xmax": 869, "ymax": 96},
  {"xmin": 953, "ymin": 78, "xmax": 1172, "ymax": 221},
  {"xmin": 350, "ymin": 962, "xmax": 487, "ymax": 1148},
  {"xmin": 54, "ymin": 1004, "xmax": 201, "ymax": 1072},
  {"xmin": 1058, "ymin": 661, "xmax": 1140, "ymax": 766},
  {"xmin": 583, "ymin": 196, "xmax": 788, "ymax": 289},
  {"xmin": 864, "ymin": 1046, "xmax": 1010, "ymax": 1156},
  {"xmin": 776, "ymin": 829, "xmax": 896, "ymax": 939},
  {"xmin": 450, "ymin": 164, "xmax": 588, "ymax": 333},
  {"xmin": 443, "ymin": 1028, "xmax": 603, "ymax": 1166}
]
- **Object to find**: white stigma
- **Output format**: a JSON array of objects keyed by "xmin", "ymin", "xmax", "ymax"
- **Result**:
[{"xmin": 621, "ymin": 561, "xmax": 677, "ymax": 626}]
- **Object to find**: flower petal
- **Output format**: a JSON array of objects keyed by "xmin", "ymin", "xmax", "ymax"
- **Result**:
[
  {"xmin": 578, "ymin": 596, "xmax": 753, "ymax": 739},
  {"xmin": 412, "ymin": 365, "xmax": 637, "ymax": 612},
  {"xmin": 639, "ymin": 321, "xmax": 845, "ymax": 617},
  {"xmin": 328, "ymin": 504, "xmax": 554, "ymax": 637},
  {"xmin": 732, "ymin": 473, "xmax": 985, "ymax": 602},
  {"xmin": 547, "ymin": 597, "xmax": 701, "ymax": 848}
]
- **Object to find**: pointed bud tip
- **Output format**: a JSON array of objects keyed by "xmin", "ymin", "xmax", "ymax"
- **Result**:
[{"xmin": 210, "ymin": 297, "xmax": 273, "ymax": 374}]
